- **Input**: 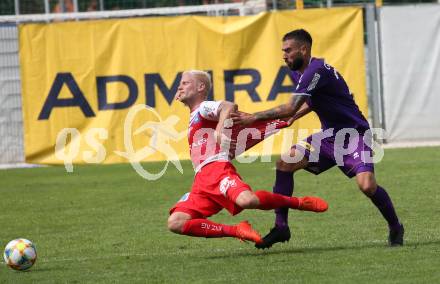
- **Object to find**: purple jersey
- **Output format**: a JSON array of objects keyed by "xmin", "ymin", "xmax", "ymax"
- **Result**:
[{"xmin": 292, "ymin": 58, "xmax": 369, "ymax": 132}]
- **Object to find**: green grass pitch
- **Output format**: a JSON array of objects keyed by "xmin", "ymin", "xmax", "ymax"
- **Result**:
[{"xmin": 1, "ymin": 147, "xmax": 440, "ymax": 283}]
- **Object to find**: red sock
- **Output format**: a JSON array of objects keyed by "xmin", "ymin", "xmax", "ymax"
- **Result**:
[
  {"xmin": 182, "ymin": 219, "xmax": 237, "ymax": 238},
  {"xmin": 254, "ymin": 190, "xmax": 300, "ymax": 210}
]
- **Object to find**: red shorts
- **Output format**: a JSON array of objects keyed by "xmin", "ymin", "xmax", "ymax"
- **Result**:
[{"xmin": 169, "ymin": 161, "xmax": 251, "ymax": 218}]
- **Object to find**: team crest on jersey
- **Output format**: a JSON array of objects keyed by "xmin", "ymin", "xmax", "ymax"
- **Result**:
[
  {"xmin": 219, "ymin": 176, "xmax": 237, "ymax": 196},
  {"xmin": 190, "ymin": 114, "xmax": 200, "ymax": 125}
]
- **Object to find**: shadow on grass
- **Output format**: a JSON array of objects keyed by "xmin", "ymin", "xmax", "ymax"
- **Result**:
[
  {"xmin": 202, "ymin": 238, "xmax": 440, "ymax": 259},
  {"xmin": 3, "ymin": 266, "xmax": 54, "ymax": 273},
  {"xmin": 29, "ymin": 267, "xmax": 55, "ymax": 273}
]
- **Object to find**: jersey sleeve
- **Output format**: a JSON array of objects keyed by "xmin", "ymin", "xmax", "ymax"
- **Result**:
[
  {"xmin": 294, "ymin": 66, "xmax": 328, "ymax": 97},
  {"xmin": 199, "ymin": 100, "xmax": 222, "ymax": 121}
]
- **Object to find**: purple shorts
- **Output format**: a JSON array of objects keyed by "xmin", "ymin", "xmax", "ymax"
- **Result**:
[{"xmin": 292, "ymin": 130, "xmax": 374, "ymax": 178}]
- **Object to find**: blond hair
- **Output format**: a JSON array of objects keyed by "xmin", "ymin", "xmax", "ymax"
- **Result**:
[{"xmin": 186, "ymin": 70, "xmax": 212, "ymax": 96}]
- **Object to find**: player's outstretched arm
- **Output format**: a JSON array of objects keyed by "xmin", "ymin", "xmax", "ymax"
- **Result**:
[{"xmin": 232, "ymin": 94, "xmax": 308, "ymax": 126}]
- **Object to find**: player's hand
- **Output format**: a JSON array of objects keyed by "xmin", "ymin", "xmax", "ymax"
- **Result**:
[
  {"xmin": 231, "ymin": 112, "xmax": 257, "ymax": 126},
  {"xmin": 280, "ymin": 116, "xmax": 296, "ymax": 127}
]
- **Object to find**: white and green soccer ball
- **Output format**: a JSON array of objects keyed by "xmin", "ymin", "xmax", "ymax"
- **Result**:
[{"xmin": 3, "ymin": 238, "xmax": 37, "ymax": 271}]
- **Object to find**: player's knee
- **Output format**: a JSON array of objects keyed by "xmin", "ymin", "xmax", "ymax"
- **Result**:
[
  {"xmin": 276, "ymin": 159, "xmax": 288, "ymax": 171},
  {"xmin": 276, "ymin": 156, "xmax": 306, "ymax": 172},
  {"xmin": 356, "ymin": 172, "xmax": 377, "ymax": 197},
  {"xmin": 167, "ymin": 215, "xmax": 187, "ymax": 234},
  {"xmin": 358, "ymin": 181, "xmax": 377, "ymax": 196},
  {"xmin": 235, "ymin": 192, "xmax": 259, "ymax": 209},
  {"xmin": 276, "ymin": 159, "xmax": 296, "ymax": 172}
]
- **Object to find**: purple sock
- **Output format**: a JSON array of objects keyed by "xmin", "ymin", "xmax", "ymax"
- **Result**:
[
  {"xmin": 370, "ymin": 185, "xmax": 400, "ymax": 228},
  {"xmin": 273, "ymin": 170, "xmax": 294, "ymax": 228}
]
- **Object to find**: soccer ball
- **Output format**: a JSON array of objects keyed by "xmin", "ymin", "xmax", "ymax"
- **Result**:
[{"xmin": 3, "ymin": 239, "xmax": 37, "ymax": 271}]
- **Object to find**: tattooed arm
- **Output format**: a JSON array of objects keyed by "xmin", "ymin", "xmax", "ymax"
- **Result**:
[
  {"xmin": 255, "ymin": 95, "xmax": 307, "ymax": 120},
  {"xmin": 284, "ymin": 100, "xmax": 312, "ymax": 126},
  {"xmin": 232, "ymin": 94, "xmax": 308, "ymax": 126}
]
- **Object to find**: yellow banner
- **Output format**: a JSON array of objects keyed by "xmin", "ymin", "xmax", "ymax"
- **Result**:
[{"xmin": 19, "ymin": 7, "xmax": 366, "ymax": 165}]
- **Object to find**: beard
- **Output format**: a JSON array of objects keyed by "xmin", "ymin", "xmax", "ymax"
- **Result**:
[{"xmin": 288, "ymin": 56, "xmax": 304, "ymax": 71}]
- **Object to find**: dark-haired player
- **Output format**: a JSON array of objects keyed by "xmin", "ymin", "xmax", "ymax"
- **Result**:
[{"xmin": 233, "ymin": 29, "xmax": 404, "ymax": 248}]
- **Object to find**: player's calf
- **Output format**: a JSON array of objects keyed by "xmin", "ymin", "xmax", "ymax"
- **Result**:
[
  {"xmin": 276, "ymin": 155, "xmax": 308, "ymax": 172},
  {"xmin": 168, "ymin": 212, "xmax": 192, "ymax": 234},
  {"xmin": 170, "ymin": 217, "xmax": 262, "ymax": 244},
  {"xmin": 253, "ymin": 190, "xmax": 328, "ymax": 212}
]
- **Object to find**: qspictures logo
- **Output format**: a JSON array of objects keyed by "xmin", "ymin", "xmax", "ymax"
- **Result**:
[
  {"xmin": 55, "ymin": 104, "xmax": 387, "ymax": 180},
  {"xmin": 55, "ymin": 105, "xmax": 186, "ymax": 180}
]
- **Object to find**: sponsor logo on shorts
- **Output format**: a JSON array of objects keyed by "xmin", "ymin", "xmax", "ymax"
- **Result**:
[{"xmin": 219, "ymin": 176, "xmax": 237, "ymax": 196}]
